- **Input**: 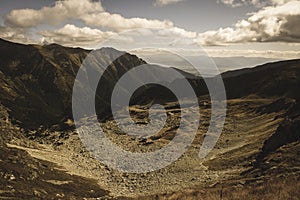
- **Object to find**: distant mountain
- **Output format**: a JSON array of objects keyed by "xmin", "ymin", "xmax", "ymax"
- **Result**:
[
  {"xmin": 212, "ymin": 56, "xmax": 279, "ymax": 72},
  {"xmin": 134, "ymin": 51, "xmax": 278, "ymax": 76}
]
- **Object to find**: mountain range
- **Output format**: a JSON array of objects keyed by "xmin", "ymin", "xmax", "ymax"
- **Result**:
[{"xmin": 0, "ymin": 38, "xmax": 299, "ymax": 199}]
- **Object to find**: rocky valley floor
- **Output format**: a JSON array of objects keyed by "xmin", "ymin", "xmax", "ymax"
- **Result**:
[{"xmin": 1, "ymin": 97, "xmax": 299, "ymax": 199}]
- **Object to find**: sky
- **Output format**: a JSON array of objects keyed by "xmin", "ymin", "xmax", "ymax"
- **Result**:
[{"xmin": 0, "ymin": 0, "xmax": 300, "ymax": 63}]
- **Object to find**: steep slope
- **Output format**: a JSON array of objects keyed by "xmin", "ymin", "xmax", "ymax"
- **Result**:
[
  {"xmin": 0, "ymin": 102, "xmax": 109, "ymax": 199},
  {"xmin": 222, "ymin": 59, "xmax": 300, "ymax": 99},
  {"xmin": 0, "ymin": 39, "xmax": 201, "ymax": 129},
  {"xmin": 0, "ymin": 39, "xmax": 147, "ymax": 129},
  {"xmin": 0, "ymin": 39, "xmax": 88, "ymax": 129}
]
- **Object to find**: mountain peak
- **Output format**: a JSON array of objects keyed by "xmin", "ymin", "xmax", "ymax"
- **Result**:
[{"xmin": 0, "ymin": 38, "xmax": 28, "ymax": 47}]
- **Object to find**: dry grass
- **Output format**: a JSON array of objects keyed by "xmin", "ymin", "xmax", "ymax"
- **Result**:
[{"xmin": 139, "ymin": 175, "xmax": 300, "ymax": 200}]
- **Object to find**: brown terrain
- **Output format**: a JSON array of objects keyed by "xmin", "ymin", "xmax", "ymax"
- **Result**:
[{"xmin": 0, "ymin": 38, "xmax": 299, "ymax": 199}]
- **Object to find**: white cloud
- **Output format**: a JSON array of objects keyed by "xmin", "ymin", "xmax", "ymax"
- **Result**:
[
  {"xmin": 218, "ymin": 0, "xmax": 295, "ymax": 7},
  {"xmin": 5, "ymin": 0, "xmax": 173, "ymax": 31},
  {"xmin": 157, "ymin": 27, "xmax": 197, "ymax": 38},
  {"xmin": 5, "ymin": 0, "xmax": 104, "ymax": 28},
  {"xmin": 0, "ymin": 26, "xmax": 33, "ymax": 44},
  {"xmin": 39, "ymin": 24, "xmax": 117, "ymax": 48},
  {"xmin": 154, "ymin": 0, "xmax": 185, "ymax": 6},
  {"xmin": 1, "ymin": 0, "xmax": 299, "ymax": 59},
  {"xmin": 219, "ymin": 0, "xmax": 246, "ymax": 7},
  {"xmin": 81, "ymin": 12, "xmax": 173, "ymax": 31},
  {"xmin": 2, "ymin": 0, "xmax": 190, "ymax": 47},
  {"xmin": 204, "ymin": 49, "xmax": 300, "ymax": 59},
  {"xmin": 196, "ymin": 1, "xmax": 300, "ymax": 45}
]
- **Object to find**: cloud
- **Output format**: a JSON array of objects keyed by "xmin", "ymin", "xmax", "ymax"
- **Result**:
[
  {"xmin": 2, "ymin": 0, "xmax": 300, "ymax": 57},
  {"xmin": 1, "ymin": 0, "xmax": 188, "ymax": 46},
  {"xmin": 5, "ymin": 0, "xmax": 173, "ymax": 31},
  {"xmin": 157, "ymin": 27, "xmax": 197, "ymax": 38},
  {"xmin": 81, "ymin": 12, "xmax": 173, "ymax": 31},
  {"xmin": 218, "ymin": 0, "xmax": 295, "ymax": 7},
  {"xmin": 37, "ymin": 25, "xmax": 198, "ymax": 49},
  {"xmin": 0, "ymin": 26, "xmax": 33, "ymax": 44},
  {"xmin": 39, "ymin": 24, "xmax": 117, "ymax": 48},
  {"xmin": 219, "ymin": 0, "xmax": 246, "ymax": 7},
  {"xmin": 196, "ymin": 1, "xmax": 300, "ymax": 45},
  {"xmin": 204, "ymin": 49, "xmax": 300, "ymax": 59},
  {"xmin": 154, "ymin": 0, "xmax": 185, "ymax": 6},
  {"xmin": 5, "ymin": 0, "xmax": 104, "ymax": 28}
]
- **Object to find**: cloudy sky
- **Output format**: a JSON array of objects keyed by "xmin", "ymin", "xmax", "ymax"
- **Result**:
[{"xmin": 0, "ymin": 0, "xmax": 300, "ymax": 61}]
